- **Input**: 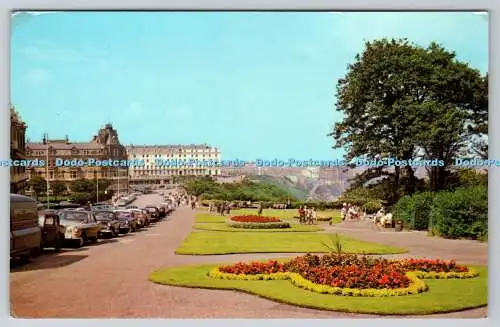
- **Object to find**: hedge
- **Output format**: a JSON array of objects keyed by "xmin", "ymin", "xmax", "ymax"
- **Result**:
[
  {"xmin": 393, "ymin": 192, "xmax": 434, "ymax": 231},
  {"xmin": 68, "ymin": 191, "xmax": 114, "ymax": 205},
  {"xmin": 429, "ymin": 186, "xmax": 487, "ymax": 240}
]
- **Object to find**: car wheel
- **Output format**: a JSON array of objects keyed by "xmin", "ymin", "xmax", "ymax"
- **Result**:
[
  {"xmin": 30, "ymin": 244, "xmax": 42, "ymax": 258},
  {"xmin": 54, "ymin": 236, "xmax": 63, "ymax": 252},
  {"xmin": 75, "ymin": 237, "xmax": 84, "ymax": 248},
  {"xmin": 20, "ymin": 253, "xmax": 30, "ymax": 264}
]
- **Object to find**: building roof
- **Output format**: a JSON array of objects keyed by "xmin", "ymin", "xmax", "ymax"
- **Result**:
[
  {"xmin": 126, "ymin": 144, "xmax": 217, "ymax": 150},
  {"xmin": 126, "ymin": 144, "xmax": 219, "ymax": 155},
  {"xmin": 26, "ymin": 142, "xmax": 104, "ymax": 150},
  {"xmin": 10, "ymin": 106, "xmax": 26, "ymax": 126}
]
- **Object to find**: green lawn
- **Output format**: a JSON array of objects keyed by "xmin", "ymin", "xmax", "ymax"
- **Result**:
[
  {"xmin": 149, "ymin": 263, "xmax": 487, "ymax": 315},
  {"xmin": 175, "ymin": 231, "xmax": 407, "ymax": 255},
  {"xmin": 194, "ymin": 209, "xmax": 342, "ymax": 224},
  {"xmin": 193, "ymin": 222, "xmax": 323, "ymax": 232}
]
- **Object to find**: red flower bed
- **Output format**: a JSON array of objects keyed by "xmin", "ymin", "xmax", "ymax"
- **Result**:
[
  {"xmin": 216, "ymin": 254, "xmax": 470, "ymax": 290},
  {"xmin": 219, "ymin": 260, "xmax": 286, "ymax": 274},
  {"xmin": 230, "ymin": 215, "xmax": 282, "ymax": 223}
]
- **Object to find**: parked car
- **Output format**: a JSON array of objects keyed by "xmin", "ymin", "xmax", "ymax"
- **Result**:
[
  {"xmin": 58, "ymin": 210, "xmax": 102, "ymax": 247},
  {"xmin": 141, "ymin": 208, "xmax": 153, "ymax": 225},
  {"xmin": 114, "ymin": 210, "xmax": 138, "ymax": 232},
  {"xmin": 144, "ymin": 206, "xmax": 160, "ymax": 222},
  {"xmin": 94, "ymin": 210, "xmax": 121, "ymax": 237},
  {"xmin": 127, "ymin": 209, "xmax": 147, "ymax": 228},
  {"xmin": 38, "ymin": 210, "xmax": 65, "ymax": 251},
  {"xmin": 10, "ymin": 194, "xmax": 42, "ymax": 262},
  {"xmin": 93, "ymin": 203, "xmax": 114, "ymax": 210}
]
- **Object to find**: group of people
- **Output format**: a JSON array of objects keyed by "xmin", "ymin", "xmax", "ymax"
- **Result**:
[
  {"xmin": 340, "ymin": 203, "xmax": 364, "ymax": 221},
  {"xmin": 208, "ymin": 201, "xmax": 232, "ymax": 215},
  {"xmin": 373, "ymin": 207, "xmax": 393, "ymax": 227},
  {"xmin": 297, "ymin": 206, "xmax": 317, "ymax": 224}
]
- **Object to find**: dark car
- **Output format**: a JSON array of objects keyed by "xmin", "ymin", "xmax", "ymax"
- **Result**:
[
  {"xmin": 114, "ymin": 210, "xmax": 138, "ymax": 233},
  {"xmin": 94, "ymin": 210, "xmax": 121, "ymax": 237},
  {"xmin": 144, "ymin": 206, "xmax": 160, "ymax": 222},
  {"xmin": 38, "ymin": 210, "xmax": 65, "ymax": 251}
]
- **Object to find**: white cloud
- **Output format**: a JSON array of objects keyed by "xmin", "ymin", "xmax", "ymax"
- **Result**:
[{"xmin": 26, "ymin": 68, "xmax": 50, "ymax": 85}]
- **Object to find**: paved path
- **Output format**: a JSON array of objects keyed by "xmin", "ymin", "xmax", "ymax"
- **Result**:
[{"xmin": 9, "ymin": 195, "xmax": 488, "ymax": 318}]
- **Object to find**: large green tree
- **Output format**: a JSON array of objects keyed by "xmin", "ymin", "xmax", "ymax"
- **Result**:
[
  {"xmin": 332, "ymin": 38, "xmax": 488, "ymax": 200},
  {"xmin": 28, "ymin": 175, "xmax": 46, "ymax": 195}
]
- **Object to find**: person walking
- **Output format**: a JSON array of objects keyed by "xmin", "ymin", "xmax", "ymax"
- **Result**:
[
  {"xmin": 257, "ymin": 202, "xmax": 263, "ymax": 216},
  {"xmin": 311, "ymin": 207, "xmax": 317, "ymax": 224},
  {"xmin": 298, "ymin": 206, "xmax": 306, "ymax": 224}
]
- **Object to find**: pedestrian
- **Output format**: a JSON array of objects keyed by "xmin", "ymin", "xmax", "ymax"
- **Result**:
[
  {"xmin": 191, "ymin": 201, "xmax": 196, "ymax": 210},
  {"xmin": 298, "ymin": 206, "xmax": 305, "ymax": 224},
  {"xmin": 257, "ymin": 202, "xmax": 263, "ymax": 216},
  {"xmin": 311, "ymin": 207, "xmax": 317, "ymax": 224},
  {"xmin": 225, "ymin": 202, "xmax": 231, "ymax": 215}
]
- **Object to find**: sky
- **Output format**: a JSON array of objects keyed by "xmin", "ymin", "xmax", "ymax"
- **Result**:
[{"xmin": 11, "ymin": 11, "xmax": 488, "ymax": 161}]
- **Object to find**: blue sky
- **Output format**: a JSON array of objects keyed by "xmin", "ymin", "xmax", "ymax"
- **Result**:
[{"xmin": 11, "ymin": 11, "xmax": 488, "ymax": 161}]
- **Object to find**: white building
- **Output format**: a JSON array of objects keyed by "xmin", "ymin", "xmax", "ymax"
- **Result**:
[{"xmin": 126, "ymin": 144, "xmax": 221, "ymax": 186}]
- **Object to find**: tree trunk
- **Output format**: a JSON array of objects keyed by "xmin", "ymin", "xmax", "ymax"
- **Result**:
[
  {"xmin": 405, "ymin": 165, "xmax": 416, "ymax": 195},
  {"xmin": 393, "ymin": 166, "xmax": 400, "ymax": 205}
]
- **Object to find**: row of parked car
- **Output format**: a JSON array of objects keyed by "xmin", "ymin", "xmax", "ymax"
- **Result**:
[{"xmin": 10, "ymin": 193, "xmax": 174, "ymax": 263}]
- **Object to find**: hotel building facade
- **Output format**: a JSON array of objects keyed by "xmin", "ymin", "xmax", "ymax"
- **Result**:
[
  {"xmin": 126, "ymin": 144, "xmax": 221, "ymax": 186},
  {"xmin": 10, "ymin": 106, "xmax": 29, "ymax": 194},
  {"xmin": 25, "ymin": 124, "xmax": 129, "ymax": 194}
]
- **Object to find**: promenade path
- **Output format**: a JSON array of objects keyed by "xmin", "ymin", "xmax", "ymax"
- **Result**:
[{"xmin": 9, "ymin": 193, "xmax": 488, "ymax": 318}]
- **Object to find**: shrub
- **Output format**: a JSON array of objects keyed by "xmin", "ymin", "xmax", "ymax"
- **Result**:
[
  {"xmin": 393, "ymin": 192, "xmax": 435, "ymax": 231},
  {"xmin": 364, "ymin": 200, "xmax": 382, "ymax": 214},
  {"xmin": 68, "ymin": 192, "xmax": 91, "ymax": 205},
  {"xmin": 429, "ymin": 185, "xmax": 487, "ymax": 240}
]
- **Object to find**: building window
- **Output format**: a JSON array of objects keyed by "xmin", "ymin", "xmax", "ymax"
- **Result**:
[{"xmin": 71, "ymin": 171, "xmax": 77, "ymax": 179}]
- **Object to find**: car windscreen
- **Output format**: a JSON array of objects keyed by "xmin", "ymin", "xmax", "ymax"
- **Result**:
[
  {"xmin": 94, "ymin": 211, "xmax": 115, "ymax": 220},
  {"xmin": 59, "ymin": 211, "xmax": 87, "ymax": 221},
  {"xmin": 115, "ymin": 212, "xmax": 132, "ymax": 219}
]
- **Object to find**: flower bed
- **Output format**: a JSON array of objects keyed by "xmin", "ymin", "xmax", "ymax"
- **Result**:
[
  {"xmin": 230, "ymin": 215, "xmax": 282, "ymax": 223},
  {"xmin": 226, "ymin": 215, "xmax": 291, "ymax": 229},
  {"xmin": 209, "ymin": 254, "xmax": 478, "ymax": 297}
]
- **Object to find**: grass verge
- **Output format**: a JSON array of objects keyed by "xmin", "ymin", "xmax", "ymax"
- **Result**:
[
  {"xmin": 175, "ymin": 231, "xmax": 407, "ymax": 255},
  {"xmin": 149, "ymin": 263, "xmax": 487, "ymax": 315},
  {"xmin": 195, "ymin": 209, "xmax": 342, "ymax": 224},
  {"xmin": 193, "ymin": 222, "xmax": 323, "ymax": 232}
]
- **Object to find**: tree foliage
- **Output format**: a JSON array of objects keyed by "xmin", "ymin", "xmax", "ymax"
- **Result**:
[
  {"xmin": 183, "ymin": 177, "xmax": 296, "ymax": 202},
  {"xmin": 51, "ymin": 181, "xmax": 68, "ymax": 196},
  {"xmin": 332, "ymin": 38, "xmax": 488, "ymax": 202},
  {"xmin": 28, "ymin": 175, "xmax": 46, "ymax": 195}
]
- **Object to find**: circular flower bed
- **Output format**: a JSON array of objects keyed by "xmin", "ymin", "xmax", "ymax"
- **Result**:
[
  {"xmin": 226, "ymin": 215, "xmax": 291, "ymax": 229},
  {"xmin": 209, "ymin": 253, "xmax": 478, "ymax": 297}
]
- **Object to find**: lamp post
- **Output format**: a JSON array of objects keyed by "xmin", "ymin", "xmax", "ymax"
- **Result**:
[
  {"xmin": 96, "ymin": 169, "xmax": 99, "ymax": 203},
  {"xmin": 45, "ymin": 132, "xmax": 50, "ymax": 209},
  {"xmin": 117, "ymin": 168, "xmax": 120, "ymax": 197}
]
